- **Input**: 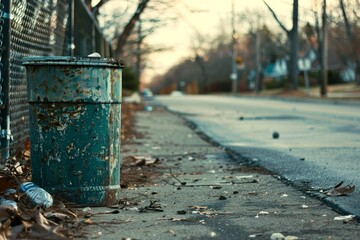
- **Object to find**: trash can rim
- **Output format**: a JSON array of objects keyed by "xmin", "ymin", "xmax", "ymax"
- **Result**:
[{"xmin": 22, "ymin": 56, "xmax": 124, "ymax": 68}]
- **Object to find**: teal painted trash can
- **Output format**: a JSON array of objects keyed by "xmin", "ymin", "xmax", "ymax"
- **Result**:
[{"xmin": 23, "ymin": 56, "xmax": 123, "ymax": 206}]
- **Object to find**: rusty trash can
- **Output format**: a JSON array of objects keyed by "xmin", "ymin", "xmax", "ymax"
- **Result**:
[{"xmin": 23, "ymin": 56, "xmax": 123, "ymax": 206}]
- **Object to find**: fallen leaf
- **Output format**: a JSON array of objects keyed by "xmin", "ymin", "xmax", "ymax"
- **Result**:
[
  {"xmin": 171, "ymin": 218, "xmax": 190, "ymax": 222},
  {"xmin": 165, "ymin": 229, "xmax": 176, "ymax": 235},
  {"xmin": 271, "ymin": 232, "xmax": 285, "ymax": 240},
  {"xmin": 82, "ymin": 207, "xmax": 92, "ymax": 213},
  {"xmin": 130, "ymin": 156, "xmax": 159, "ymax": 166},
  {"xmin": 7, "ymin": 223, "xmax": 24, "ymax": 239},
  {"xmin": 334, "ymin": 181, "xmax": 344, "ymax": 188},
  {"xmin": 26, "ymin": 223, "xmax": 67, "ymax": 239},
  {"xmin": 259, "ymin": 211, "xmax": 269, "ymax": 215},
  {"xmin": 0, "ymin": 205, "xmax": 17, "ymax": 221},
  {"xmin": 0, "ymin": 218, "xmax": 11, "ymax": 240},
  {"xmin": 199, "ymin": 211, "xmax": 233, "ymax": 216},
  {"xmin": 285, "ymin": 236, "xmax": 299, "ymax": 240},
  {"xmin": 249, "ymin": 233, "xmax": 262, "ymax": 238},
  {"xmin": 44, "ymin": 212, "xmax": 70, "ymax": 223},
  {"xmin": 236, "ymin": 175, "xmax": 254, "ymax": 179},
  {"xmin": 334, "ymin": 215, "xmax": 356, "ymax": 221},
  {"xmin": 326, "ymin": 183, "xmax": 355, "ymax": 196},
  {"xmin": 189, "ymin": 206, "xmax": 208, "ymax": 211},
  {"xmin": 271, "ymin": 232, "xmax": 300, "ymax": 240},
  {"xmin": 84, "ymin": 219, "xmax": 94, "ymax": 224},
  {"xmin": 35, "ymin": 209, "xmax": 51, "ymax": 226}
]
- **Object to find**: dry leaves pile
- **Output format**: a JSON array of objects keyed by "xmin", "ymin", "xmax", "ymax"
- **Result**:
[
  {"xmin": 0, "ymin": 152, "xmax": 88, "ymax": 239},
  {"xmin": 0, "ymin": 205, "xmax": 85, "ymax": 239}
]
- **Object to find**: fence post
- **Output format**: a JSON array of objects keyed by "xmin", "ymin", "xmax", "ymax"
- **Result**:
[
  {"xmin": 68, "ymin": 0, "xmax": 75, "ymax": 56},
  {"xmin": 0, "ymin": 0, "xmax": 12, "ymax": 160}
]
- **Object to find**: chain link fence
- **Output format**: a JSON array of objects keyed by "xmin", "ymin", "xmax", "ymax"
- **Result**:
[{"xmin": 0, "ymin": 0, "xmax": 112, "ymax": 160}]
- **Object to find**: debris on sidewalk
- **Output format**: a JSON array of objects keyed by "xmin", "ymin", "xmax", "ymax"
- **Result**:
[
  {"xmin": 129, "ymin": 155, "xmax": 160, "ymax": 167},
  {"xmin": 169, "ymin": 169, "xmax": 187, "ymax": 186},
  {"xmin": 0, "ymin": 201, "xmax": 87, "ymax": 239},
  {"xmin": 325, "ymin": 181, "xmax": 355, "ymax": 196},
  {"xmin": 334, "ymin": 215, "xmax": 356, "ymax": 222},
  {"xmin": 139, "ymin": 200, "xmax": 163, "ymax": 213},
  {"xmin": 19, "ymin": 182, "xmax": 53, "ymax": 208},
  {"xmin": 272, "ymin": 131, "xmax": 280, "ymax": 139},
  {"xmin": 271, "ymin": 232, "xmax": 299, "ymax": 240},
  {"xmin": 144, "ymin": 105, "xmax": 153, "ymax": 112}
]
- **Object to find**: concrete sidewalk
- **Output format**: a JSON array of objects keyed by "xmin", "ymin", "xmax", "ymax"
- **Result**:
[{"xmin": 84, "ymin": 106, "xmax": 360, "ymax": 240}]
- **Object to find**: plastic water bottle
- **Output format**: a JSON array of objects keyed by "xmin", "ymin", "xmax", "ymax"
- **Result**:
[
  {"xmin": 0, "ymin": 197, "xmax": 18, "ymax": 211},
  {"xmin": 19, "ymin": 182, "xmax": 53, "ymax": 208}
]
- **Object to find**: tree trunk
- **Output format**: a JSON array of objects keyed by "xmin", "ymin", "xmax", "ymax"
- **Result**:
[
  {"xmin": 136, "ymin": 19, "xmax": 142, "ymax": 82},
  {"xmin": 92, "ymin": 0, "xmax": 110, "ymax": 15},
  {"xmin": 320, "ymin": 0, "xmax": 328, "ymax": 96},
  {"xmin": 289, "ymin": 0, "xmax": 299, "ymax": 90},
  {"xmin": 195, "ymin": 54, "xmax": 208, "ymax": 94},
  {"xmin": 115, "ymin": 0, "xmax": 150, "ymax": 57},
  {"xmin": 264, "ymin": 0, "xmax": 299, "ymax": 90},
  {"xmin": 84, "ymin": 0, "xmax": 92, "ymax": 9}
]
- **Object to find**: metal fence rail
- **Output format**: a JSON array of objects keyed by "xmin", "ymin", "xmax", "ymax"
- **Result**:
[{"xmin": 0, "ymin": 0, "xmax": 112, "ymax": 160}]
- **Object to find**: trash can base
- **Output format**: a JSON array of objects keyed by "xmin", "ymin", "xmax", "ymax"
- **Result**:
[{"xmin": 48, "ymin": 185, "xmax": 121, "ymax": 207}]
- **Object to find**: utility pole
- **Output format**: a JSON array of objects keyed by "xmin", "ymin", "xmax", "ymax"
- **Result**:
[
  {"xmin": 68, "ymin": 0, "xmax": 75, "ymax": 56},
  {"xmin": 320, "ymin": 0, "xmax": 328, "ymax": 96},
  {"xmin": 231, "ymin": 0, "xmax": 238, "ymax": 95},
  {"xmin": 290, "ymin": 0, "xmax": 299, "ymax": 90},
  {"xmin": 1, "ymin": 0, "xmax": 11, "ymax": 160}
]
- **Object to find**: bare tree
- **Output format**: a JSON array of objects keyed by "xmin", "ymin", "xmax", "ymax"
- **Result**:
[
  {"xmin": 115, "ymin": 0, "xmax": 150, "ymax": 56},
  {"xmin": 264, "ymin": 0, "xmax": 299, "ymax": 90},
  {"xmin": 339, "ymin": 0, "xmax": 360, "ymax": 84},
  {"xmin": 84, "ymin": 0, "xmax": 110, "ymax": 15},
  {"xmin": 85, "ymin": 0, "xmax": 151, "ymax": 57},
  {"xmin": 194, "ymin": 54, "xmax": 208, "ymax": 94}
]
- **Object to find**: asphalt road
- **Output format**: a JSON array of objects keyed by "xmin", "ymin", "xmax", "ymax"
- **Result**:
[{"xmin": 156, "ymin": 95, "xmax": 360, "ymax": 216}]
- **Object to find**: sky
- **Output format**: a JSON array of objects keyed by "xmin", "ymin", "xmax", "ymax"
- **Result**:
[
  {"xmin": 141, "ymin": 0, "xmax": 295, "ymax": 83},
  {"xmin": 100, "ymin": 0, "xmax": 337, "ymax": 84}
]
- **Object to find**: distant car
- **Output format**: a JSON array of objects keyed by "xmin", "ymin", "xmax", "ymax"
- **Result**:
[
  {"xmin": 170, "ymin": 91, "xmax": 184, "ymax": 97},
  {"xmin": 141, "ymin": 88, "xmax": 154, "ymax": 100}
]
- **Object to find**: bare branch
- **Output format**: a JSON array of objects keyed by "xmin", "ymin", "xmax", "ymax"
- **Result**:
[
  {"xmin": 92, "ymin": 0, "xmax": 111, "ymax": 15},
  {"xmin": 339, "ymin": 0, "xmax": 353, "ymax": 39},
  {"xmin": 115, "ymin": 0, "xmax": 151, "ymax": 56},
  {"xmin": 263, "ymin": 0, "xmax": 289, "ymax": 34}
]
